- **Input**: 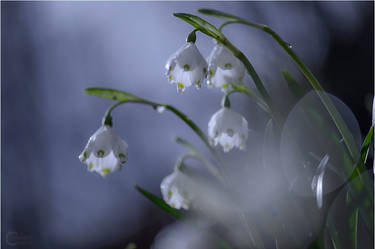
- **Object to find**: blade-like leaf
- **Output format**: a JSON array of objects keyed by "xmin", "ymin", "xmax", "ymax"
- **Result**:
[
  {"xmin": 85, "ymin": 88, "xmax": 142, "ymax": 102},
  {"xmin": 282, "ymin": 70, "xmax": 307, "ymax": 101},
  {"xmin": 198, "ymin": 8, "xmax": 240, "ymax": 21},
  {"xmin": 174, "ymin": 13, "xmax": 223, "ymax": 40},
  {"xmin": 134, "ymin": 185, "xmax": 183, "ymax": 219},
  {"xmin": 348, "ymin": 208, "xmax": 359, "ymax": 249},
  {"xmin": 349, "ymin": 126, "xmax": 373, "ymax": 181}
]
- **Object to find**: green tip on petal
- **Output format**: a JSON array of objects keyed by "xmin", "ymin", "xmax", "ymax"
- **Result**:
[
  {"xmin": 222, "ymin": 84, "xmax": 229, "ymax": 89},
  {"xmin": 183, "ymin": 64, "xmax": 190, "ymax": 70},
  {"xmin": 83, "ymin": 151, "xmax": 88, "ymax": 158},
  {"xmin": 226, "ymin": 128, "xmax": 234, "ymax": 136},
  {"xmin": 89, "ymin": 162, "xmax": 94, "ymax": 169},
  {"xmin": 168, "ymin": 75, "xmax": 173, "ymax": 81},
  {"xmin": 97, "ymin": 150, "xmax": 105, "ymax": 157},
  {"xmin": 209, "ymin": 69, "xmax": 213, "ymax": 76},
  {"xmin": 177, "ymin": 83, "xmax": 184, "ymax": 90},
  {"xmin": 102, "ymin": 169, "xmax": 110, "ymax": 173}
]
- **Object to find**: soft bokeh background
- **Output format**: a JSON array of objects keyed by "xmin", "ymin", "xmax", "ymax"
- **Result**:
[{"xmin": 2, "ymin": 2, "xmax": 373, "ymax": 249}]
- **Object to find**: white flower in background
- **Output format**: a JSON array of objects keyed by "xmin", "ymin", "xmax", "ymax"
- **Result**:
[
  {"xmin": 207, "ymin": 43, "xmax": 245, "ymax": 91},
  {"xmin": 79, "ymin": 125, "xmax": 128, "ymax": 177},
  {"xmin": 165, "ymin": 42, "xmax": 208, "ymax": 93},
  {"xmin": 161, "ymin": 171, "xmax": 192, "ymax": 210},
  {"xmin": 208, "ymin": 107, "xmax": 248, "ymax": 152}
]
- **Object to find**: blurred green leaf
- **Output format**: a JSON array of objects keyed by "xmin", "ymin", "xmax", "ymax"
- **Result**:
[
  {"xmin": 124, "ymin": 243, "xmax": 136, "ymax": 249},
  {"xmin": 282, "ymin": 70, "xmax": 306, "ymax": 101},
  {"xmin": 348, "ymin": 208, "xmax": 359, "ymax": 249},
  {"xmin": 349, "ymin": 126, "xmax": 373, "ymax": 182},
  {"xmin": 85, "ymin": 88, "xmax": 142, "ymax": 102},
  {"xmin": 198, "ymin": 9, "xmax": 240, "ymax": 21},
  {"xmin": 134, "ymin": 185, "xmax": 183, "ymax": 219}
]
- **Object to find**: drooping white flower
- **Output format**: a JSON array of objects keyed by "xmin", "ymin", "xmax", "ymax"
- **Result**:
[
  {"xmin": 208, "ymin": 107, "xmax": 248, "ymax": 152},
  {"xmin": 79, "ymin": 125, "xmax": 128, "ymax": 177},
  {"xmin": 165, "ymin": 42, "xmax": 208, "ymax": 93},
  {"xmin": 161, "ymin": 171, "xmax": 192, "ymax": 210},
  {"xmin": 207, "ymin": 43, "xmax": 245, "ymax": 91}
]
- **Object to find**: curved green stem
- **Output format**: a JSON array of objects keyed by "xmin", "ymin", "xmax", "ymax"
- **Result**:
[
  {"xmin": 175, "ymin": 137, "xmax": 224, "ymax": 182},
  {"xmin": 95, "ymin": 92, "xmax": 219, "ymax": 161},
  {"xmin": 219, "ymin": 19, "xmax": 359, "ymax": 161},
  {"xmin": 220, "ymin": 37, "xmax": 273, "ymax": 112},
  {"xmin": 229, "ymin": 84, "xmax": 270, "ymax": 113}
]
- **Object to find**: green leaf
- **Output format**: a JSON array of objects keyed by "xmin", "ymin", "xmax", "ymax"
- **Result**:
[
  {"xmin": 198, "ymin": 8, "xmax": 240, "ymax": 21},
  {"xmin": 327, "ymin": 219, "xmax": 341, "ymax": 249},
  {"xmin": 173, "ymin": 13, "xmax": 223, "ymax": 40},
  {"xmin": 124, "ymin": 243, "xmax": 136, "ymax": 249},
  {"xmin": 348, "ymin": 208, "xmax": 359, "ymax": 249},
  {"xmin": 282, "ymin": 70, "xmax": 306, "ymax": 101},
  {"xmin": 358, "ymin": 126, "xmax": 373, "ymax": 164},
  {"xmin": 349, "ymin": 126, "xmax": 373, "ymax": 182},
  {"xmin": 85, "ymin": 88, "xmax": 142, "ymax": 102},
  {"xmin": 134, "ymin": 185, "xmax": 183, "ymax": 219}
]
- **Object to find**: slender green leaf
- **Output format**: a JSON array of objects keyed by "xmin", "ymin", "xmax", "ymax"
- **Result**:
[
  {"xmin": 349, "ymin": 126, "xmax": 373, "ymax": 181},
  {"xmin": 327, "ymin": 217, "xmax": 342, "ymax": 249},
  {"xmin": 282, "ymin": 70, "xmax": 306, "ymax": 101},
  {"xmin": 85, "ymin": 88, "xmax": 142, "ymax": 102},
  {"xmin": 348, "ymin": 208, "xmax": 359, "ymax": 249},
  {"xmin": 198, "ymin": 8, "xmax": 240, "ymax": 21},
  {"xmin": 174, "ymin": 13, "xmax": 223, "ymax": 39},
  {"xmin": 135, "ymin": 185, "xmax": 182, "ymax": 219}
]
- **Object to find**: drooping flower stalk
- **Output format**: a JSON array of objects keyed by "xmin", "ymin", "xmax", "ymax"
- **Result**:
[
  {"xmin": 84, "ymin": 88, "xmax": 219, "ymax": 161},
  {"xmin": 198, "ymin": 8, "xmax": 359, "ymax": 162}
]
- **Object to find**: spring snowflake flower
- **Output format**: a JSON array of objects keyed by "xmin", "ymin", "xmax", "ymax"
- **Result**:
[
  {"xmin": 207, "ymin": 43, "xmax": 245, "ymax": 91},
  {"xmin": 165, "ymin": 42, "xmax": 208, "ymax": 93},
  {"xmin": 161, "ymin": 171, "xmax": 192, "ymax": 210},
  {"xmin": 79, "ymin": 125, "xmax": 128, "ymax": 177},
  {"xmin": 208, "ymin": 107, "xmax": 248, "ymax": 152}
]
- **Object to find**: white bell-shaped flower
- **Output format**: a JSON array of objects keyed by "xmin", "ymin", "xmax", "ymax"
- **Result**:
[
  {"xmin": 207, "ymin": 43, "xmax": 245, "ymax": 91},
  {"xmin": 79, "ymin": 125, "xmax": 128, "ymax": 177},
  {"xmin": 161, "ymin": 170, "xmax": 192, "ymax": 210},
  {"xmin": 165, "ymin": 42, "xmax": 208, "ymax": 93},
  {"xmin": 208, "ymin": 107, "xmax": 248, "ymax": 152}
]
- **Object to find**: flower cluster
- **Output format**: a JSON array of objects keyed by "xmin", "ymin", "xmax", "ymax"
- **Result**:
[
  {"xmin": 165, "ymin": 41, "xmax": 245, "ymax": 92},
  {"xmin": 166, "ymin": 39, "xmax": 249, "ymax": 153}
]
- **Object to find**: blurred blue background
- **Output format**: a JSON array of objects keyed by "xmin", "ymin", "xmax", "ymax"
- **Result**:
[{"xmin": 2, "ymin": 2, "xmax": 373, "ymax": 248}]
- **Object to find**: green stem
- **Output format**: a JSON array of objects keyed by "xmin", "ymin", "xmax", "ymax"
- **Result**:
[
  {"xmin": 219, "ymin": 38, "xmax": 273, "ymax": 112},
  {"xmin": 103, "ymin": 99, "xmax": 219, "ymax": 160},
  {"xmin": 175, "ymin": 137, "xmax": 224, "ymax": 182},
  {"xmin": 229, "ymin": 84, "xmax": 270, "ymax": 113},
  {"xmin": 220, "ymin": 19, "xmax": 359, "ymax": 161}
]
